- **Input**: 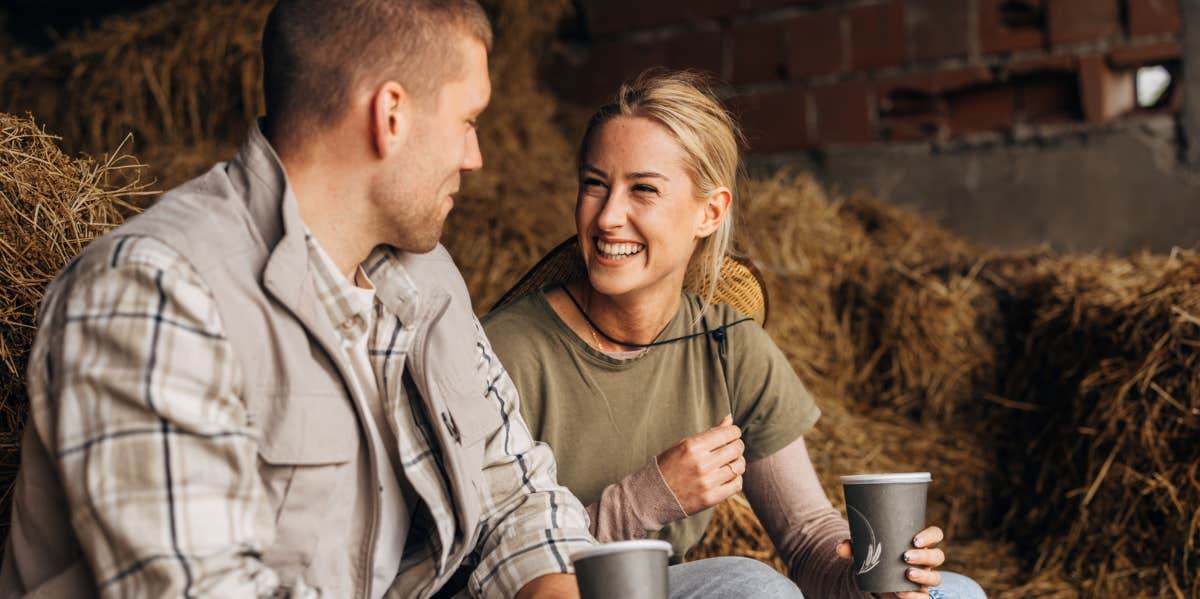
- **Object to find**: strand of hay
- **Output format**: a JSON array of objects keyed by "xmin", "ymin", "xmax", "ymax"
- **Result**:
[{"xmin": 0, "ymin": 112, "xmax": 149, "ymax": 540}]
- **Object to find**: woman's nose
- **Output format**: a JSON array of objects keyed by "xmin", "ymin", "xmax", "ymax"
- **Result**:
[{"xmin": 596, "ymin": 191, "xmax": 628, "ymax": 231}]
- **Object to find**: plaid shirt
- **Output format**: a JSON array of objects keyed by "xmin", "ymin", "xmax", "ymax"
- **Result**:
[{"xmin": 19, "ymin": 193, "xmax": 593, "ymax": 596}]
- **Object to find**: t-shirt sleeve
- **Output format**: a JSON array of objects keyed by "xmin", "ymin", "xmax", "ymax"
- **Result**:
[{"xmin": 724, "ymin": 315, "xmax": 821, "ymax": 462}]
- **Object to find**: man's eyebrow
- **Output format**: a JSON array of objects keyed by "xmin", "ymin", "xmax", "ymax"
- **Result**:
[
  {"xmin": 581, "ymin": 164, "xmax": 609, "ymax": 179},
  {"xmin": 629, "ymin": 171, "xmax": 669, "ymax": 181}
]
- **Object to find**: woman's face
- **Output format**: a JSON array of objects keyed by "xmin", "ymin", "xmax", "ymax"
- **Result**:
[{"xmin": 576, "ymin": 115, "xmax": 720, "ymax": 302}]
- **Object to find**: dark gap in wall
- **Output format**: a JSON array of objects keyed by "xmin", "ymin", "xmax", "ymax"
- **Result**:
[
  {"xmin": 1014, "ymin": 71, "xmax": 1082, "ymax": 124},
  {"xmin": 998, "ymin": 0, "xmax": 1044, "ymax": 31}
]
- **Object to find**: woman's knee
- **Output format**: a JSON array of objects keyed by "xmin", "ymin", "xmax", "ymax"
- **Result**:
[
  {"xmin": 930, "ymin": 571, "xmax": 987, "ymax": 599},
  {"xmin": 669, "ymin": 557, "xmax": 803, "ymax": 599}
]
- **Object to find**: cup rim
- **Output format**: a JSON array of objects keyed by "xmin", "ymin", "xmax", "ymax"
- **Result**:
[
  {"xmin": 840, "ymin": 472, "xmax": 932, "ymax": 485},
  {"xmin": 570, "ymin": 539, "xmax": 674, "ymax": 562}
]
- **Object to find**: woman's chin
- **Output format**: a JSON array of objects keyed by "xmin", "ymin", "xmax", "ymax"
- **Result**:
[{"xmin": 585, "ymin": 271, "xmax": 640, "ymax": 299}]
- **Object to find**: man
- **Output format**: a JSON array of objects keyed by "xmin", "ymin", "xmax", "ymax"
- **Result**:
[{"xmin": 0, "ymin": 1, "xmax": 593, "ymax": 597}]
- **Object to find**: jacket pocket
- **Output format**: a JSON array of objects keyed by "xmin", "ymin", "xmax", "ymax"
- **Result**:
[{"xmin": 254, "ymin": 392, "xmax": 360, "ymax": 580}]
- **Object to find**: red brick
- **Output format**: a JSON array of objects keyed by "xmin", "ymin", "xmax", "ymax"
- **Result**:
[
  {"xmin": 731, "ymin": 88, "xmax": 812, "ymax": 153},
  {"xmin": 545, "ymin": 46, "xmax": 625, "ymax": 106},
  {"xmin": 1008, "ymin": 54, "xmax": 1077, "ymax": 75},
  {"xmin": 662, "ymin": 31, "xmax": 724, "ymax": 75},
  {"xmin": 744, "ymin": 0, "xmax": 824, "ymax": 9},
  {"xmin": 979, "ymin": 0, "xmax": 1046, "ymax": 54},
  {"xmin": 878, "ymin": 88, "xmax": 946, "ymax": 142},
  {"xmin": 787, "ymin": 12, "xmax": 846, "ymax": 78},
  {"xmin": 1046, "ymin": 0, "xmax": 1121, "ymax": 45},
  {"xmin": 550, "ymin": 32, "xmax": 725, "ymax": 105},
  {"xmin": 878, "ymin": 113, "xmax": 946, "ymax": 142},
  {"xmin": 1078, "ymin": 55, "xmax": 1135, "ymax": 122},
  {"xmin": 1110, "ymin": 41, "xmax": 1183, "ymax": 67},
  {"xmin": 613, "ymin": 32, "xmax": 724, "ymax": 82},
  {"xmin": 1126, "ymin": 0, "xmax": 1182, "ymax": 36},
  {"xmin": 947, "ymin": 85, "xmax": 1016, "ymax": 134},
  {"xmin": 813, "ymin": 82, "xmax": 873, "ymax": 144},
  {"xmin": 732, "ymin": 22, "xmax": 789, "ymax": 84},
  {"xmin": 581, "ymin": 0, "xmax": 734, "ymax": 36},
  {"xmin": 906, "ymin": 0, "xmax": 970, "ymax": 61},
  {"xmin": 880, "ymin": 66, "xmax": 993, "ymax": 95},
  {"xmin": 847, "ymin": 0, "xmax": 905, "ymax": 70},
  {"xmin": 1018, "ymin": 74, "xmax": 1081, "ymax": 123}
]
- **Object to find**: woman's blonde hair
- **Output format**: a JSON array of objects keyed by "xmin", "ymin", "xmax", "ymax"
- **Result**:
[{"xmin": 578, "ymin": 69, "xmax": 745, "ymax": 310}]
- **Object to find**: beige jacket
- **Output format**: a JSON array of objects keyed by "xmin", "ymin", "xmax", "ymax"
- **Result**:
[{"xmin": 0, "ymin": 125, "xmax": 592, "ymax": 598}]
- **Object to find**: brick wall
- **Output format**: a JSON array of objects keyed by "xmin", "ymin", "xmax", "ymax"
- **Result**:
[{"xmin": 546, "ymin": 0, "xmax": 1183, "ymax": 153}]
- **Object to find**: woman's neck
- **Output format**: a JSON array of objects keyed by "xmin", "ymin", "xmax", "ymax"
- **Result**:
[{"xmin": 576, "ymin": 279, "xmax": 682, "ymax": 349}]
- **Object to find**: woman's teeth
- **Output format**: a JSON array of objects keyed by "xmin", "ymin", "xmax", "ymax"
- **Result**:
[{"xmin": 597, "ymin": 240, "xmax": 645, "ymax": 259}]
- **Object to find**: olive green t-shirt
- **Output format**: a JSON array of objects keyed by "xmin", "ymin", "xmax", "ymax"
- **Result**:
[{"xmin": 482, "ymin": 288, "xmax": 820, "ymax": 559}]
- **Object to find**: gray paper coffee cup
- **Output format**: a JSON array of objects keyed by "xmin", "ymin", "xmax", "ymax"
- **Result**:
[
  {"xmin": 572, "ymin": 539, "xmax": 672, "ymax": 599},
  {"xmin": 840, "ymin": 472, "xmax": 931, "ymax": 594}
]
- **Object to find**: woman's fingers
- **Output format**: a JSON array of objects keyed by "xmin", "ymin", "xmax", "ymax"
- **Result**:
[
  {"xmin": 903, "ymin": 548, "xmax": 945, "ymax": 567},
  {"xmin": 702, "ymin": 470, "xmax": 742, "ymax": 506},
  {"xmin": 685, "ymin": 418, "xmax": 741, "ymax": 453},
  {"xmin": 906, "ymin": 567, "xmax": 942, "ymax": 587},
  {"xmin": 706, "ymin": 438, "xmax": 745, "ymax": 469},
  {"xmin": 913, "ymin": 526, "xmax": 943, "ymax": 548}
]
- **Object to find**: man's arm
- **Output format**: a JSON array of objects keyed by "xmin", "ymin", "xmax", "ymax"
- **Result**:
[
  {"xmin": 26, "ymin": 236, "xmax": 309, "ymax": 598},
  {"xmin": 465, "ymin": 320, "xmax": 595, "ymax": 599}
]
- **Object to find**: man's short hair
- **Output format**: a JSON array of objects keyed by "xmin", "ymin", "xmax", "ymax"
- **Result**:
[{"xmin": 262, "ymin": 0, "xmax": 492, "ymax": 135}]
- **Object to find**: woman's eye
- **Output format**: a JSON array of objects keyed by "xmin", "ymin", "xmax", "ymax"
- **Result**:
[
  {"xmin": 633, "ymin": 184, "xmax": 659, "ymax": 194},
  {"xmin": 582, "ymin": 178, "xmax": 605, "ymax": 188}
]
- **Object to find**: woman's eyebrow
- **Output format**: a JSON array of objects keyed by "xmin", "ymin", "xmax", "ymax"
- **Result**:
[
  {"xmin": 581, "ymin": 164, "xmax": 609, "ymax": 179},
  {"xmin": 629, "ymin": 171, "xmax": 669, "ymax": 181}
]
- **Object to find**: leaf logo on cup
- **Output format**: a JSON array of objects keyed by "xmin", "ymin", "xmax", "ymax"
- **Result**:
[{"xmin": 848, "ymin": 505, "xmax": 883, "ymax": 575}]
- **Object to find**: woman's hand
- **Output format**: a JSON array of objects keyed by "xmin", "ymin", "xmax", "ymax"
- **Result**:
[
  {"xmin": 656, "ymin": 415, "xmax": 746, "ymax": 514},
  {"xmin": 835, "ymin": 526, "xmax": 945, "ymax": 598}
]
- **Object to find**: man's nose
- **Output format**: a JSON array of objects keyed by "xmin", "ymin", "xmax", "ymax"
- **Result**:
[{"xmin": 461, "ymin": 129, "xmax": 482, "ymax": 171}]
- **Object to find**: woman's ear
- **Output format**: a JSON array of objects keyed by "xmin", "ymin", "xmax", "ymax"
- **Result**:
[
  {"xmin": 695, "ymin": 186, "xmax": 732, "ymax": 238},
  {"xmin": 370, "ymin": 81, "xmax": 409, "ymax": 158}
]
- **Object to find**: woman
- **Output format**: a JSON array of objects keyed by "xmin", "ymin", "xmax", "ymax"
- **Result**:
[{"xmin": 482, "ymin": 71, "xmax": 986, "ymax": 599}]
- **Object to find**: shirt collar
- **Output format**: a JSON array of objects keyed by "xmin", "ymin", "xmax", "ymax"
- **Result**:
[{"xmin": 305, "ymin": 230, "xmax": 375, "ymax": 341}]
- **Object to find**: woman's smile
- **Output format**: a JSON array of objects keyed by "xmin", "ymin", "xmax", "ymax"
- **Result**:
[{"xmin": 595, "ymin": 237, "xmax": 646, "ymax": 264}]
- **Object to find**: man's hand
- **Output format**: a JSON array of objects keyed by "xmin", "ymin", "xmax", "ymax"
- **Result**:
[
  {"xmin": 656, "ymin": 415, "xmax": 746, "ymax": 514},
  {"xmin": 514, "ymin": 573, "xmax": 581, "ymax": 599},
  {"xmin": 835, "ymin": 526, "xmax": 945, "ymax": 599}
]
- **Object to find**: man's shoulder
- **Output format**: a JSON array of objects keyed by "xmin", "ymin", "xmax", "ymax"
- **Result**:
[
  {"xmin": 51, "ymin": 162, "xmax": 243, "ymax": 298},
  {"xmin": 389, "ymin": 243, "xmax": 471, "ymax": 300}
]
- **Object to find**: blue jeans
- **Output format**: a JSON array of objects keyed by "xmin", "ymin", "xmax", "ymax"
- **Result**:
[{"xmin": 668, "ymin": 557, "xmax": 987, "ymax": 598}]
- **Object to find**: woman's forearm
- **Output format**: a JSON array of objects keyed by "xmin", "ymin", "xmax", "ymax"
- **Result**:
[
  {"xmin": 743, "ymin": 436, "xmax": 870, "ymax": 598},
  {"xmin": 586, "ymin": 456, "xmax": 688, "ymax": 542}
]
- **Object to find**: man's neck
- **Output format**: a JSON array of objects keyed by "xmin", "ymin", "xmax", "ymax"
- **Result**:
[{"xmin": 280, "ymin": 149, "xmax": 377, "ymax": 284}]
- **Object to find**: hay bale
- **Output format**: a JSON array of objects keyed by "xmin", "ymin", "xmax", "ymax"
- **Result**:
[
  {"xmin": 0, "ymin": 0, "xmax": 270, "ymax": 189},
  {"xmin": 740, "ymin": 173, "xmax": 1001, "ymax": 426},
  {"xmin": 0, "ymin": 111, "xmax": 149, "ymax": 539},
  {"xmin": 991, "ymin": 251, "xmax": 1200, "ymax": 597}
]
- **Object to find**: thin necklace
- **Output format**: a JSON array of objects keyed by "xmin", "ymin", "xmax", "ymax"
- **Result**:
[{"xmin": 561, "ymin": 284, "xmax": 753, "ymax": 351}]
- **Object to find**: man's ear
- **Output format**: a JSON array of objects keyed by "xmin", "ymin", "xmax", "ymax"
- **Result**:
[
  {"xmin": 370, "ymin": 81, "xmax": 409, "ymax": 158},
  {"xmin": 696, "ymin": 186, "xmax": 732, "ymax": 238}
]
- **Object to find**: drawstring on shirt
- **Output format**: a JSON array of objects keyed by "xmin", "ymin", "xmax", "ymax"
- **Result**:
[{"xmin": 561, "ymin": 284, "xmax": 752, "ymax": 357}]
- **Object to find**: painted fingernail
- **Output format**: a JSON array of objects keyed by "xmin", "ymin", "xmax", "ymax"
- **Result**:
[
  {"xmin": 904, "ymin": 551, "xmax": 915, "ymax": 563},
  {"xmin": 913, "ymin": 535, "xmax": 924, "ymax": 547}
]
